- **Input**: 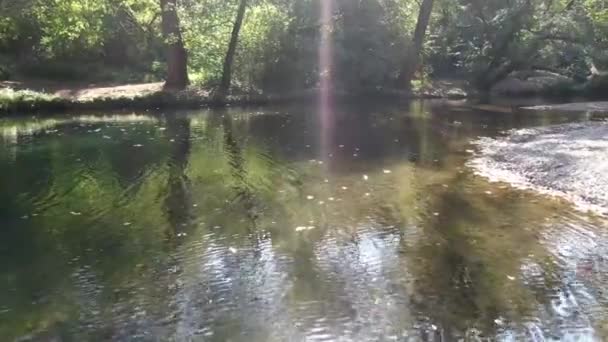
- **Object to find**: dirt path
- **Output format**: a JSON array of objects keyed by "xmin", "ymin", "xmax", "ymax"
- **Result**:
[{"xmin": 0, "ymin": 80, "xmax": 164, "ymax": 100}]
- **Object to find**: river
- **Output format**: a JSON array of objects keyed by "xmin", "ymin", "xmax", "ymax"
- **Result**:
[{"xmin": 1, "ymin": 101, "xmax": 607, "ymax": 341}]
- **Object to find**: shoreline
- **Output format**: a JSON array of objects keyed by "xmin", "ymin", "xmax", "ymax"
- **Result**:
[
  {"xmin": 2, "ymin": 80, "xmax": 607, "ymax": 116},
  {"xmin": 0, "ymin": 88, "xmax": 442, "ymax": 115},
  {"xmin": 0, "ymin": 80, "xmax": 470, "ymax": 115}
]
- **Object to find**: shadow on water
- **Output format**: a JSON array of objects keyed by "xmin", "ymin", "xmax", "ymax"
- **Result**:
[
  {"xmin": 221, "ymin": 112, "xmax": 259, "ymax": 227},
  {"xmin": 0, "ymin": 101, "xmax": 607, "ymax": 341},
  {"xmin": 164, "ymin": 114, "xmax": 192, "ymax": 240}
]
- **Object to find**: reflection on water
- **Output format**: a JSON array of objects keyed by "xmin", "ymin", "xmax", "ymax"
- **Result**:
[{"xmin": 0, "ymin": 102, "xmax": 607, "ymax": 341}]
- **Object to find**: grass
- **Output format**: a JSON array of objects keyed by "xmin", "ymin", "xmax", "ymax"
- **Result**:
[{"xmin": 0, "ymin": 88, "xmax": 67, "ymax": 113}]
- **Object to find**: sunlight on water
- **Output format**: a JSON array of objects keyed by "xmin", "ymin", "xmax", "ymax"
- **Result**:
[
  {"xmin": 1, "ymin": 102, "xmax": 608, "ymax": 341},
  {"xmin": 469, "ymin": 121, "xmax": 608, "ymax": 216}
]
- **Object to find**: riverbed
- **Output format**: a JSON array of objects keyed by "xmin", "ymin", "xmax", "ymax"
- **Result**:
[{"xmin": 1, "ymin": 101, "xmax": 607, "ymax": 341}]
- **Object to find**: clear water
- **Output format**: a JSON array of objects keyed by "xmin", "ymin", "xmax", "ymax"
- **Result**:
[{"xmin": 1, "ymin": 101, "xmax": 607, "ymax": 341}]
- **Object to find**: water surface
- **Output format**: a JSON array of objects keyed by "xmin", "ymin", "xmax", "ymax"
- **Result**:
[{"xmin": 1, "ymin": 101, "xmax": 607, "ymax": 341}]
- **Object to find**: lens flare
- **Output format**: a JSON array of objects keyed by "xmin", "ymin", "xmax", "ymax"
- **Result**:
[{"xmin": 319, "ymin": 0, "xmax": 334, "ymax": 163}]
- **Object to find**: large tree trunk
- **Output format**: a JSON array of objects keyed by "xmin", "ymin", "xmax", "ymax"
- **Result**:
[
  {"xmin": 398, "ymin": 0, "xmax": 434, "ymax": 90},
  {"xmin": 160, "ymin": 0, "xmax": 189, "ymax": 90},
  {"xmin": 217, "ymin": 0, "xmax": 248, "ymax": 99}
]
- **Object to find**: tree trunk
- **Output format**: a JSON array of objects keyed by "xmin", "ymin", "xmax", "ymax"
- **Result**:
[
  {"xmin": 160, "ymin": 0, "xmax": 189, "ymax": 89},
  {"xmin": 398, "ymin": 0, "xmax": 434, "ymax": 90},
  {"xmin": 217, "ymin": 0, "xmax": 248, "ymax": 99}
]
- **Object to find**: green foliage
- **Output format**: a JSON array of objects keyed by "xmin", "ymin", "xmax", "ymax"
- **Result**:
[
  {"xmin": 1, "ymin": 0, "xmax": 608, "ymax": 93},
  {"xmin": 426, "ymin": 0, "xmax": 608, "ymax": 87},
  {"xmin": 0, "ymin": 0, "xmax": 163, "ymax": 81}
]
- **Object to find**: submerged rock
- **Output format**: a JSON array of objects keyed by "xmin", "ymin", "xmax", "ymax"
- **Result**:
[{"xmin": 469, "ymin": 121, "xmax": 608, "ymax": 216}]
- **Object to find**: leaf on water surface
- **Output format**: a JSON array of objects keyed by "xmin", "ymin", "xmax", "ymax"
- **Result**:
[
  {"xmin": 296, "ymin": 226, "xmax": 316, "ymax": 232},
  {"xmin": 494, "ymin": 317, "xmax": 505, "ymax": 326}
]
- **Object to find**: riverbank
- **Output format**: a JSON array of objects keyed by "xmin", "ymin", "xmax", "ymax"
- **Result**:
[
  {"xmin": 0, "ymin": 80, "xmax": 474, "ymax": 114},
  {"xmin": 522, "ymin": 101, "xmax": 608, "ymax": 114},
  {"xmin": 0, "ymin": 83, "xmax": 266, "ymax": 114},
  {"xmin": 4, "ymin": 78, "xmax": 608, "ymax": 115}
]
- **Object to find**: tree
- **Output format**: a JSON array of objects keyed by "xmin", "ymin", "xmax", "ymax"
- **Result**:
[
  {"xmin": 398, "ymin": 0, "xmax": 434, "ymax": 90},
  {"xmin": 217, "ymin": 0, "xmax": 248, "ymax": 99},
  {"xmin": 160, "ymin": 0, "xmax": 189, "ymax": 89}
]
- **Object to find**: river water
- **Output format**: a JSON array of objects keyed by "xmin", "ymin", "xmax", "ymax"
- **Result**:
[{"xmin": 1, "ymin": 101, "xmax": 607, "ymax": 341}]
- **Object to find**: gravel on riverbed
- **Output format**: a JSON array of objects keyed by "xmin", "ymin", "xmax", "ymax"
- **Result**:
[{"xmin": 468, "ymin": 121, "xmax": 608, "ymax": 216}]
